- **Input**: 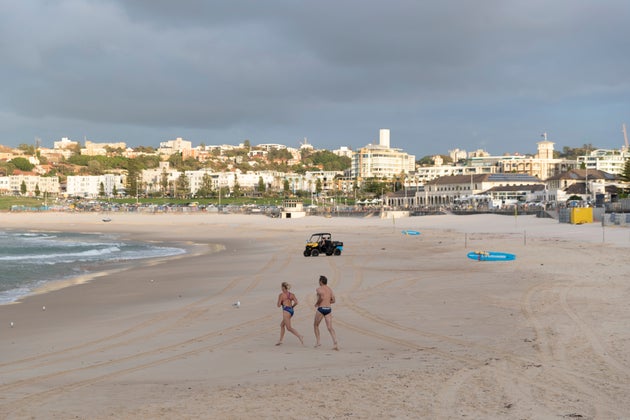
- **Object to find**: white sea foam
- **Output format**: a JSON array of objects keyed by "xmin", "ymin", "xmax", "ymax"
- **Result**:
[{"xmin": 0, "ymin": 230, "xmax": 186, "ymax": 305}]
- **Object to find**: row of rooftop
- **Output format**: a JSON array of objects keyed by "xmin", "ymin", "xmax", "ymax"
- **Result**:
[
  {"xmin": 1, "ymin": 129, "xmax": 629, "ymax": 204},
  {"xmin": 2, "ymin": 129, "xmax": 630, "ymax": 179}
]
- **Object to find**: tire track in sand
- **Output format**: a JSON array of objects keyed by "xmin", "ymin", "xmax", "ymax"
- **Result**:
[
  {"xmin": 1, "ymin": 233, "xmax": 298, "ymax": 414},
  {"xmin": 0, "ymin": 315, "xmax": 277, "ymax": 417},
  {"xmin": 520, "ymin": 279, "xmax": 623, "ymax": 418},
  {"xmin": 0, "ymin": 241, "xmax": 285, "ymax": 375}
]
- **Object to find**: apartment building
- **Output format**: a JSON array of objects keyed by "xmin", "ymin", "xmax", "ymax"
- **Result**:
[
  {"xmin": 577, "ymin": 148, "xmax": 630, "ymax": 175},
  {"xmin": 0, "ymin": 175, "xmax": 60, "ymax": 195},
  {"xmin": 81, "ymin": 140, "xmax": 127, "ymax": 156},
  {"xmin": 66, "ymin": 174, "xmax": 125, "ymax": 198},
  {"xmin": 184, "ymin": 170, "xmax": 281, "ymax": 195},
  {"xmin": 351, "ymin": 129, "xmax": 416, "ymax": 182},
  {"xmin": 157, "ymin": 137, "xmax": 193, "ymax": 157}
]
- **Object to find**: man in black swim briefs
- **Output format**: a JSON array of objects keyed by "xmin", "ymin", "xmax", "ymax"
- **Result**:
[
  {"xmin": 314, "ymin": 275, "xmax": 339, "ymax": 350},
  {"xmin": 317, "ymin": 306, "xmax": 331, "ymax": 316}
]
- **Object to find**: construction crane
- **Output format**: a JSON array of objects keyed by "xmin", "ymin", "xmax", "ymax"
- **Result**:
[{"xmin": 623, "ymin": 123, "xmax": 629, "ymax": 151}]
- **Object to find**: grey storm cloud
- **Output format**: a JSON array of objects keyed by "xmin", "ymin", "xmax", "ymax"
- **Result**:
[{"xmin": 1, "ymin": 0, "xmax": 630, "ymax": 155}]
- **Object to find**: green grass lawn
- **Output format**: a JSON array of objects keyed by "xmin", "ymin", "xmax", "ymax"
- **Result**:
[
  {"xmin": 0, "ymin": 195, "xmax": 327, "ymax": 211},
  {"xmin": 0, "ymin": 196, "xmax": 48, "ymax": 211}
]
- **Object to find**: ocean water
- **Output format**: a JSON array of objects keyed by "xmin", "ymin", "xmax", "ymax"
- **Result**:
[{"xmin": 0, "ymin": 230, "xmax": 186, "ymax": 305}]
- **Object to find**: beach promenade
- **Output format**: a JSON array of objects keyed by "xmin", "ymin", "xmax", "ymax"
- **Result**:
[{"xmin": 1, "ymin": 212, "xmax": 629, "ymax": 419}]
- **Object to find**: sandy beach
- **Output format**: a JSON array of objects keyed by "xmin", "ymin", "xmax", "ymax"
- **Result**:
[{"xmin": 1, "ymin": 211, "xmax": 629, "ymax": 419}]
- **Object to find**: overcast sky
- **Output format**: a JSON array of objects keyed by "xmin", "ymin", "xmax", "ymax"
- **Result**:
[{"xmin": 1, "ymin": 1, "xmax": 630, "ymax": 158}]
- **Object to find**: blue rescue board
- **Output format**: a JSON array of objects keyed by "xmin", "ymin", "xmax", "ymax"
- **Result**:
[
  {"xmin": 401, "ymin": 230, "xmax": 421, "ymax": 236},
  {"xmin": 467, "ymin": 251, "xmax": 516, "ymax": 261}
]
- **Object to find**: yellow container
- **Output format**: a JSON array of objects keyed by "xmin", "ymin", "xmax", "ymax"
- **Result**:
[{"xmin": 570, "ymin": 207, "xmax": 593, "ymax": 224}]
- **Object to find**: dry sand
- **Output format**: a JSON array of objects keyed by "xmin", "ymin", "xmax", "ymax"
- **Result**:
[{"xmin": 1, "ymin": 212, "xmax": 629, "ymax": 419}]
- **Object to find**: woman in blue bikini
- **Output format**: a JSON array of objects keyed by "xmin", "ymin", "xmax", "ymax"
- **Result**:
[{"xmin": 276, "ymin": 282, "xmax": 304, "ymax": 346}]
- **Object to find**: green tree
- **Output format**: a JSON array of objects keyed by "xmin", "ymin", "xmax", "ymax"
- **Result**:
[
  {"xmin": 232, "ymin": 174, "xmax": 241, "ymax": 197},
  {"xmin": 168, "ymin": 153, "xmax": 183, "ymax": 169},
  {"xmin": 20, "ymin": 180, "xmax": 27, "ymax": 195},
  {"xmin": 160, "ymin": 169, "xmax": 170, "ymax": 196},
  {"xmin": 223, "ymin": 148, "xmax": 248, "ymax": 159},
  {"xmin": 134, "ymin": 154, "xmax": 160, "ymax": 169},
  {"xmin": 559, "ymin": 144, "xmax": 597, "ymax": 159},
  {"xmin": 218, "ymin": 186, "xmax": 230, "ymax": 199},
  {"xmin": 304, "ymin": 150, "xmax": 351, "ymax": 171},
  {"xmin": 181, "ymin": 157, "xmax": 203, "ymax": 171},
  {"xmin": 67, "ymin": 154, "xmax": 132, "ymax": 172},
  {"xmin": 234, "ymin": 161, "xmax": 253, "ymax": 172},
  {"xmin": 290, "ymin": 164, "xmax": 306, "ymax": 175},
  {"xmin": 176, "ymin": 173, "xmax": 190, "ymax": 198},
  {"xmin": 283, "ymin": 179, "xmax": 290, "ymax": 196},
  {"xmin": 362, "ymin": 178, "xmax": 390, "ymax": 195},
  {"xmin": 197, "ymin": 173, "xmax": 214, "ymax": 197},
  {"xmin": 133, "ymin": 146, "xmax": 156, "ymax": 153},
  {"xmin": 268, "ymin": 148, "xmax": 293, "ymax": 162},
  {"xmin": 416, "ymin": 156, "xmax": 434, "ymax": 166},
  {"xmin": 126, "ymin": 160, "xmax": 141, "ymax": 197},
  {"xmin": 88, "ymin": 160, "xmax": 104, "ymax": 175},
  {"xmin": 34, "ymin": 184, "xmax": 41, "ymax": 197},
  {"xmin": 301, "ymin": 148, "xmax": 312, "ymax": 161},
  {"xmin": 104, "ymin": 146, "xmax": 125, "ymax": 155},
  {"xmin": 440, "ymin": 155, "xmax": 454, "ymax": 164},
  {"xmin": 18, "ymin": 144, "xmax": 36, "ymax": 155},
  {"xmin": 257, "ymin": 176, "xmax": 266, "ymax": 195},
  {"xmin": 99, "ymin": 182, "xmax": 106, "ymax": 197},
  {"xmin": 9, "ymin": 157, "xmax": 34, "ymax": 171}
]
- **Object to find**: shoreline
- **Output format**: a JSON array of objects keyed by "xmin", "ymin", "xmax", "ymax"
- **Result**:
[
  {"xmin": 21, "ymin": 240, "xmax": 219, "ymax": 306},
  {"xmin": 1, "ymin": 212, "xmax": 629, "ymax": 418},
  {"xmin": 1, "ymin": 224, "xmax": 217, "ymax": 306}
]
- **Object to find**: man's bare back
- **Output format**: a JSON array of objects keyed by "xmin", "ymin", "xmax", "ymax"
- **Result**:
[{"xmin": 316, "ymin": 285, "xmax": 335, "ymax": 307}]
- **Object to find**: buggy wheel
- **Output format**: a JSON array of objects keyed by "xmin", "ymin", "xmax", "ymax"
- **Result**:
[
  {"xmin": 311, "ymin": 249, "xmax": 319, "ymax": 257},
  {"xmin": 334, "ymin": 249, "xmax": 341, "ymax": 256},
  {"xmin": 303, "ymin": 249, "xmax": 311, "ymax": 257}
]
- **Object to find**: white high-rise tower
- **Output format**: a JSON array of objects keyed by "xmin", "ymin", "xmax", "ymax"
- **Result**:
[{"xmin": 379, "ymin": 129, "xmax": 390, "ymax": 148}]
